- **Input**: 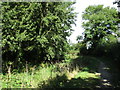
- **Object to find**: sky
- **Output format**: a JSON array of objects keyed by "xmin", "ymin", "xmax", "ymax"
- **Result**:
[{"xmin": 68, "ymin": 0, "xmax": 118, "ymax": 44}]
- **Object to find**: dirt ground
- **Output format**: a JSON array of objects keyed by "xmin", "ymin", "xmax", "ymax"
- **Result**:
[{"xmin": 98, "ymin": 61, "xmax": 113, "ymax": 88}]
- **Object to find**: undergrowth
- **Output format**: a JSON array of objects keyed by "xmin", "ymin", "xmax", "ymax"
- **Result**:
[{"xmin": 1, "ymin": 51, "xmax": 101, "ymax": 88}]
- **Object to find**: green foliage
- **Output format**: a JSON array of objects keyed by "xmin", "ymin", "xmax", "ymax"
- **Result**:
[
  {"xmin": 82, "ymin": 5, "xmax": 118, "ymax": 44},
  {"xmin": 2, "ymin": 2, "xmax": 76, "ymax": 64},
  {"xmin": 76, "ymin": 35, "xmax": 83, "ymax": 43},
  {"xmin": 1, "ymin": 53, "xmax": 101, "ymax": 88},
  {"xmin": 79, "ymin": 5, "xmax": 119, "ymax": 57},
  {"xmin": 1, "ymin": 64, "xmax": 57, "ymax": 88}
]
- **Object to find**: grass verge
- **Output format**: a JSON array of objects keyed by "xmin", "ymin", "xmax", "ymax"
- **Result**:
[{"xmin": 1, "ymin": 53, "xmax": 101, "ymax": 88}]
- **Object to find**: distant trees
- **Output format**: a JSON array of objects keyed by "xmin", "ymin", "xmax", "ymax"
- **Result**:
[
  {"xmin": 2, "ymin": 2, "xmax": 76, "ymax": 63},
  {"xmin": 78, "ymin": 5, "xmax": 120, "ymax": 59}
]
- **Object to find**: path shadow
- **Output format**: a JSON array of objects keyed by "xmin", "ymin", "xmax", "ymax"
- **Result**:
[
  {"xmin": 37, "ymin": 55, "xmax": 102, "ymax": 89},
  {"xmin": 99, "ymin": 58, "xmax": 120, "ymax": 88},
  {"xmin": 38, "ymin": 55, "xmax": 120, "ymax": 89},
  {"xmin": 38, "ymin": 74, "xmax": 100, "ymax": 89},
  {"xmin": 68, "ymin": 55, "xmax": 120, "ymax": 88},
  {"xmin": 71, "ymin": 55, "xmax": 100, "ymax": 73}
]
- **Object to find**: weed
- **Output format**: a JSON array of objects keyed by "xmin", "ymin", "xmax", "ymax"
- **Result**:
[{"xmin": 1, "ymin": 53, "xmax": 101, "ymax": 88}]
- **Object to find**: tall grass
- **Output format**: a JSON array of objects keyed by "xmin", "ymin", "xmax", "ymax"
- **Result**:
[
  {"xmin": 1, "ymin": 51, "xmax": 100, "ymax": 88},
  {"xmin": 1, "ymin": 63, "xmax": 58, "ymax": 88}
]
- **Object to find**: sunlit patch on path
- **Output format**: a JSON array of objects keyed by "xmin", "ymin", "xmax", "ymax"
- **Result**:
[{"xmin": 98, "ymin": 62, "xmax": 112, "ymax": 88}]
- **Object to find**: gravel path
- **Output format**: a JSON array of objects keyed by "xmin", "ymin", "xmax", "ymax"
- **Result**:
[{"xmin": 98, "ymin": 61, "xmax": 112, "ymax": 88}]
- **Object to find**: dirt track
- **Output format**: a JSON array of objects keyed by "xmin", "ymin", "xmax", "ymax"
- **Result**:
[{"xmin": 98, "ymin": 61, "xmax": 112, "ymax": 88}]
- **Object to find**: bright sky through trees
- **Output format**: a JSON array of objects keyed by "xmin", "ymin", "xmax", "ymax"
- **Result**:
[{"xmin": 68, "ymin": 0, "xmax": 118, "ymax": 44}]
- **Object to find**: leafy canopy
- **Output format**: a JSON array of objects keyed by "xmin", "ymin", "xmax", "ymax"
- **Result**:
[{"xmin": 2, "ymin": 2, "xmax": 77, "ymax": 63}]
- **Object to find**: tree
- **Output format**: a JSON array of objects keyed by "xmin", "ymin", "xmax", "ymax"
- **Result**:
[
  {"xmin": 80, "ymin": 5, "xmax": 118, "ymax": 56},
  {"xmin": 2, "ymin": 2, "xmax": 76, "ymax": 64}
]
